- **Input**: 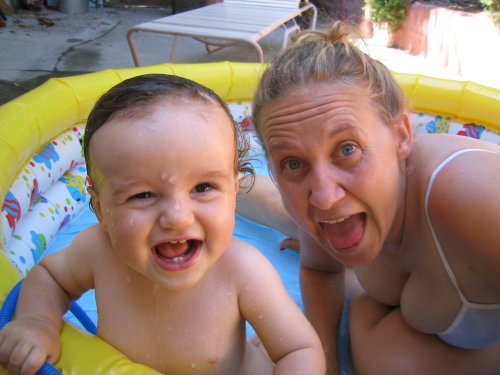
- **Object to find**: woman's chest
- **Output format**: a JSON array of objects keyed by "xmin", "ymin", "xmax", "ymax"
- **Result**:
[{"xmin": 357, "ymin": 231, "xmax": 464, "ymax": 333}]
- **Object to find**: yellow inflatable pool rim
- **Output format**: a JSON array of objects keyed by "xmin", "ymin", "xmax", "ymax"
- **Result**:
[{"xmin": 1, "ymin": 61, "xmax": 499, "ymax": 374}]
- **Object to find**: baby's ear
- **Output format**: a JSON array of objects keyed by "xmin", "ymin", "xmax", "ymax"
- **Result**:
[
  {"xmin": 87, "ymin": 186, "xmax": 106, "ymax": 228},
  {"xmin": 236, "ymin": 171, "xmax": 243, "ymax": 192},
  {"xmin": 396, "ymin": 112, "xmax": 413, "ymax": 159},
  {"xmin": 235, "ymin": 173, "xmax": 242, "ymax": 193}
]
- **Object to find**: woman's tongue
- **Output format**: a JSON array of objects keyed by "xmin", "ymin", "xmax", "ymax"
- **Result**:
[
  {"xmin": 156, "ymin": 241, "xmax": 190, "ymax": 261},
  {"xmin": 323, "ymin": 214, "xmax": 364, "ymax": 252}
]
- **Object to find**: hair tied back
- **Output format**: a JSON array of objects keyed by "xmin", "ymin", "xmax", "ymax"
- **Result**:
[{"xmin": 293, "ymin": 20, "xmax": 362, "ymax": 48}]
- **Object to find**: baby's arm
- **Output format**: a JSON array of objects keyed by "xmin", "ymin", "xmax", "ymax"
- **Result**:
[
  {"xmin": 0, "ymin": 264, "xmax": 70, "ymax": 375},
  {"xmin": 235, "ymin": 240, "xmax": 326, "ymax": 374},
  {"xmin": 0, "ymin": 227, "xmax": 97, "ymax": 375}
]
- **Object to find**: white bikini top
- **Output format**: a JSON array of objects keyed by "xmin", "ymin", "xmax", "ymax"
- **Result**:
[{"xmin": 424, "ymin": 148, "xmax": 500, "ymax": 349}]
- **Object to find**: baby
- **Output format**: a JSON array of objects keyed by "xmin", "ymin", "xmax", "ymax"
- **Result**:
[{"xmin": 0, "ymin": 74, "xmax": 325, "ymax": 375}]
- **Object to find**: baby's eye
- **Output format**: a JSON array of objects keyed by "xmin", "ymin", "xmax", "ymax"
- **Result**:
[
  {"xmin": 283, "ymin": 159, "xmax": 302, "ymax": 170},
  {"xmin": 194, "ymin": 183, "xmax": 214, "ymax": 193},
  {"xmin": 339, "ymin": 143, "xmax": 357, "ymax": 157},
  {"xmin": 131, "ymin": 192, "xmax": 153, "ymax": 200}
]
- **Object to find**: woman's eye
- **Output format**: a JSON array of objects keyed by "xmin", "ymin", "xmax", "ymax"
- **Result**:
[
  {"xmin": 339, "ymin": 143, "xmax": 357, "ymax": 157},
  {"xmin": 194, "ymin": 183, "xmax": 214, "ymax": 193},
  {"xmin": 283, "ymin": 159, "xmax": 302, "ymax": 170}
]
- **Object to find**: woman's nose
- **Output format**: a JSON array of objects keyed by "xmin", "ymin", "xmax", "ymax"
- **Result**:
[
  {"xmin": 159, "ymin": 196, "xmax": 194, "ymax": 229},
  {"xmin": 308, "ymin": 168, "xmax": 345, "ymax": 210}
]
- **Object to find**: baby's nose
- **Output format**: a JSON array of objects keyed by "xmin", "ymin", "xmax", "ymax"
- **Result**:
[{"xmin": 159, "ymin": 197, "xmax": 194, "ymax": 229}]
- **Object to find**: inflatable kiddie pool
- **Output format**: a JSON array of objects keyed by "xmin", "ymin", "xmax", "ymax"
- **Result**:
[{"xmin": 1, "ymin": 62, "xmax": 499, "ymax": 374}]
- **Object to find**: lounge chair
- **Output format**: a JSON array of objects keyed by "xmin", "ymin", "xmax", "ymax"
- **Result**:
[{"xmin": 126, "ymin": 0, "xmax": 318, "ymax": 66}]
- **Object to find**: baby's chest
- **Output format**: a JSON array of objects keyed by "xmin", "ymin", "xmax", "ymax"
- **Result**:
[{"xmin": 95, "ymin": 284, "xmax": 246, "ymax": 373}]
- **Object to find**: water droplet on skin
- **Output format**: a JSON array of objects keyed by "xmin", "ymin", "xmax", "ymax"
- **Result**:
[
  {"xmin": 160, "ymin": 173, "xmax": 167, "ymax": 181},
  {"xmin": 173, "ymin": 200, "xmax": 180, "ymax": 210},
  {"xmin": 152, "ymin": 288, "xmax": 166, "ymax": 374},
  {"xmin": 125, "ymin": 275, "xmax": 131, "ymax": 283},
  {"xmin": 168, "ymin": 174, "xmax": 177, "ymax": 183},
  {"xmin": 129, "ymin": 217, "xmax": 135, "ymax": 226}
]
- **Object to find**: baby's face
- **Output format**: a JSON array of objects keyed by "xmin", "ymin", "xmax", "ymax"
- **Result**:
[{"xmin": 88, "ymin": 99, "xmax": 238, "ymax": 290}]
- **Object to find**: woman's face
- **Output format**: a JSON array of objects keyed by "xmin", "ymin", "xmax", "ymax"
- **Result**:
[{"xmin": 259, "ymin": 82, "xmax": 412, "ymax": 267}]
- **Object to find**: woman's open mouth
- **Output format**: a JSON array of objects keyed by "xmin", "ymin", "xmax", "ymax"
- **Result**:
[
  {"xmin": 153, "ymin": 239, "xmax": 202, "ymax": 271},
  {"xmin": 320, "ymin": 213, "xmax": 366, "ymax": 253}
]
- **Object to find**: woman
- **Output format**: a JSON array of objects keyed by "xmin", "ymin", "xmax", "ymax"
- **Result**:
[{"xmin": 245, "ymin": 21, "xmax": 500, "ymax": 374}]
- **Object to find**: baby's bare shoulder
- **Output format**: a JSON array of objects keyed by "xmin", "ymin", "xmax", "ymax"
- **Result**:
[
  {"xmin": 223, "ymin": 238, "xmax": 270, "ymax": 268},
  {"xmin": 218, "ymin": 238, "xmax": 282, "ymax": 289},
  {"xmin": 67, "ymin": 224, "xmax": 114, "ymax": 258},
  {"xmin": 42, "ymin": 224, "xmax": 114, "ymax": 272}
]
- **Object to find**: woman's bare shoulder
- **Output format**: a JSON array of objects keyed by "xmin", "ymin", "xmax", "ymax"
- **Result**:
[{"xmin": 413, "ymin": 134, "xmax": 500, "ymax": 159}]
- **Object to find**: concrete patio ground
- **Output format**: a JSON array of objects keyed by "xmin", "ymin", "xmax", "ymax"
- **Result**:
[{"xmin": 0, "ymin": 3, "xmax": 498, "ymax": 106}]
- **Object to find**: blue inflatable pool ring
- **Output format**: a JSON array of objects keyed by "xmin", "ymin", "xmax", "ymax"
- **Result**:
[{"xmin": 0, "ymin": 279, "xmax": 97, "ymax": 375}]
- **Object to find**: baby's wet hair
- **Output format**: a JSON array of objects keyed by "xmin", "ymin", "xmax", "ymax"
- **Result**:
[{"xmin": 84, "ymin": 74, "xmax": 253, "ymax": 186}]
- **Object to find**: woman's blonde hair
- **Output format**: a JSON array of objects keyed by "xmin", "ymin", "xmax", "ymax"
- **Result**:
[{"xmin": 253, "ymin": 21, "xmax": 407, "ymax": 147}]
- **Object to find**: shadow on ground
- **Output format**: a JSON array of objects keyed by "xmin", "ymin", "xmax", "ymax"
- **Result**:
[{"xmin": 0, "ymin": 71, "xmax": 89, "ymax": 105}]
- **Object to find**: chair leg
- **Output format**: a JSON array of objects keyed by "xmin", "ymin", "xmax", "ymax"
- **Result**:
[
  {"xmin": 127, "ymin": 30, "xmax": 142, "ymax": 67},
  {"xmin": 282, "ymin": 19, "xmax": 300, "ymax": 49},
  {"xmin": 169, "ymin": 35, "xmax": 180, "ymax": 61},
  {"xmin": 247, "ymin": 41, "xmax": 264, "ymax": 63},
  {"xmin": 308, "ymin": 4, "xmax": 318, "ymax": 29},
  {"xmin": 193, "ymin": 37, "xmax": 238, "ymax": 54},
  {"xmin": 127, "ymin": 30, "xmax": 180, "ymax": 66},
  {"xmin": 205, "ymin": 42, "xmax": 225, "ymax": 54}
]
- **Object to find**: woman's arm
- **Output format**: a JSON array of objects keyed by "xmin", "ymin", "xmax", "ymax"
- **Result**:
[
  {"xmin": 299, "ymin": 229, "xmax": 345, "ymax": 375},
  {"xmin": 237, "ymin": 174, "xmax": 299, "ymax": 239}
]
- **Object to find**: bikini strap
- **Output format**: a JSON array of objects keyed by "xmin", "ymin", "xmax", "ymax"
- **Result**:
[{"xmin": 424, "ymin": 148, "xmax": 494, "ymax": 302}]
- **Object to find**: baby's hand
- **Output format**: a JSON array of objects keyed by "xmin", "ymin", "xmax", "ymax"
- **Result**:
[{"xmin": 0, "ymin": 317, "xmax": 60, "ymax": 375}]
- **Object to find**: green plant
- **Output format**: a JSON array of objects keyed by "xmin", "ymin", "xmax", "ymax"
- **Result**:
[
  {"xmin": 366, "ymin": 0, "xmax": 412, "ymax": 32},
  {"xmin": 480, "ymin": 0, "xmax": 500, "ymax": 27}
]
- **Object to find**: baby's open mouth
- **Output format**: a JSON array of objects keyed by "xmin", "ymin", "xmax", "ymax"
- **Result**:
[{"xmin": 154, "ymin": 239, "xmax": 201, "ymax": 266}]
